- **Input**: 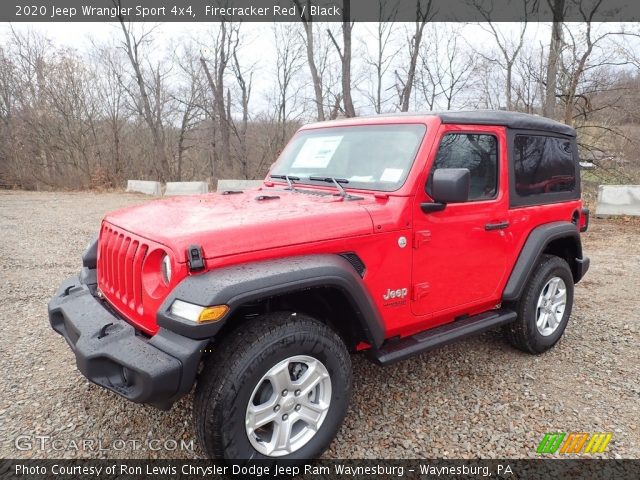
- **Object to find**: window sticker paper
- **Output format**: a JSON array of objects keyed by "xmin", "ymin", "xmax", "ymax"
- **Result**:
[
  {"xmin": 380, "ymin": 168, "xmax": 403, "ymax": 182},
  {"xmin": 291, "ymin": 136, "xmax": 343, "ymax": 169}
]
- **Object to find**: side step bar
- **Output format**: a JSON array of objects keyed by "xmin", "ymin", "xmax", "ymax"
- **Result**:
[{"xmin": 368, "ymin": 309, "xmax": 517, "ymax": 366}]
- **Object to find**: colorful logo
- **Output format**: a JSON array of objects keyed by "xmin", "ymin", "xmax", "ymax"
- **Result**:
[{"xmin": 537, "ymin": 432, "xmax": 612, "ymax": 454}]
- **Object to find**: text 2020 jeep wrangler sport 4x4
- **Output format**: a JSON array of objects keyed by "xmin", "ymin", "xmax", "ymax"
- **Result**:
[{"xmin": 49, "ymin": 111, "xmax": 590, "ymax": 460}]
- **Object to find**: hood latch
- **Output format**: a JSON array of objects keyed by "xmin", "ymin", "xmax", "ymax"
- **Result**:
[{"xmin": 187, "ymin": 245, "xmax": 205, "ymax": 272}]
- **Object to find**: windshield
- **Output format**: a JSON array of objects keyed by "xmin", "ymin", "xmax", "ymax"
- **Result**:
[{"xmin": 270, "ymin": 124, "xmax": 426, "ymax": 192}]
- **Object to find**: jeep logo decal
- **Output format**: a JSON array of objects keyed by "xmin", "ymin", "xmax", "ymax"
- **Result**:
[{"xmin": 383, "ymin": 288, "xmax": 408, "ymax": 301}]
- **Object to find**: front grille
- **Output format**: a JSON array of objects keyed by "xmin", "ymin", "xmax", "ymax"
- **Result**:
[{"xmin": 98, "ymin": 224, "xmax": 149, "ymax": 316}]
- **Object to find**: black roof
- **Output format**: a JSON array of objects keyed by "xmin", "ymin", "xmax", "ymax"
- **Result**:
[
  {"xmin": 363, "ymin": 110, "xmax": 576, "ymax": 137},
  {"xmin": 437, "ymin": 110, "xmax": 576, "ymax": 136}
]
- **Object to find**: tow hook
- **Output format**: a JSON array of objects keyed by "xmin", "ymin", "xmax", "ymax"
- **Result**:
[{"xmin": 97, "ymin": 323, "xmax": 114, "ymax": 339}]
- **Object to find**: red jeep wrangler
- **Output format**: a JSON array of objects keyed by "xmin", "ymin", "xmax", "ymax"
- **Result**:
[{"xmin": 49, "ymin": 111, "xmax": 590, "ymax": 460}]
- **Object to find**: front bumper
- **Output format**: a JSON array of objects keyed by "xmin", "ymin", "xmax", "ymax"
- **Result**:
[{"xmin": 47, "ymin": 274, "xmax": 207, "ymax": 409}]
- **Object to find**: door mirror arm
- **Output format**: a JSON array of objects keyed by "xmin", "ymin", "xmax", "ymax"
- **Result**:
[{"xmin": 420, "ymin": 202, "xmax": 446, "ymax": 213}]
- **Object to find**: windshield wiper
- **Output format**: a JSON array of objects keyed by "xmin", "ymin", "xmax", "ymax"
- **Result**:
[
  {"xmin": 309, "ymin": 176, "xmax": 352, "ymax": 198},
  {"xmin": 270, "ymin": 174, "xmax": 300, "ymax": 191}
]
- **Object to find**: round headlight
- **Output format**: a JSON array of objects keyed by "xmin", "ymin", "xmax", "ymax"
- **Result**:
[{"xmin": 161, "ymin": 254, "xmax": 172, "ymax": 284}]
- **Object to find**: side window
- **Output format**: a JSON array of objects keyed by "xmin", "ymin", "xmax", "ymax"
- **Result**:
[
  {"xmin": 431, "ymin": 133, "xmax": 498, "ymax": 201},
  {"xmin": 513, "ymin": 135, "xmax": 576, "ymax": 196}
]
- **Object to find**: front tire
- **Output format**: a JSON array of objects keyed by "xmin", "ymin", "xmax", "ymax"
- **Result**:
[
  {"xmin": 504, "ymin": 254, "xmax": 574, "ymax": 354},
  {"xmin": 194, "ymin": 312, "xmax": 352, "ymax": 460}
]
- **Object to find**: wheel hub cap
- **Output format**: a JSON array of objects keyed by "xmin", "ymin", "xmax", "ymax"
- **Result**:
[
  {"xmin": 536, "ymin": 276, "xmax": 567, "ymax": 337},
  {"xmin": 245, "ymin": 355, "xmax": 331, "ymax": 457}
]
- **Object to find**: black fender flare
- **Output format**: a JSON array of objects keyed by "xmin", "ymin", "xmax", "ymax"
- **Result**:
[
  {"xmin": 502, "ymin": 221, "xmax": 585, "ymax": 302},
  {"xmin": 157, "ymin": 254, "xmax": 385, "ymax": 347}
]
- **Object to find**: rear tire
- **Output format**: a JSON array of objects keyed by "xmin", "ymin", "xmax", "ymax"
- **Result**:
[
  {"xmin": 504, "ymin": 254, "xmax": 574, "ymax": 354},
  {"xmin": 193, "ymin": 311, "xmax": 352, "ymax": 460}
]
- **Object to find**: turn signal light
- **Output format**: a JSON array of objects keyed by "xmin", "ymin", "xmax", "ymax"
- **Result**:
[
  {"xmin": 170, "ymin": 300, "xmax": 229, "ymax": 323},
  {"xmin": 198, "ymin": 305, "xmax": 229, "ymax": 323}
]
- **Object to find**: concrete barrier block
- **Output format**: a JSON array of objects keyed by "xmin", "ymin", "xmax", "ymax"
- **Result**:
[
  {"xmin": 596, "ymin": 185, "xmax": 640, "ymax": 217},
  {"xmin": 126, "ymin": 180, "xmax": 161, "ymax": 196},
  {"xmin": 165, "ymin": 181, "xmax": 209, "ymax": 196},
  {"xmin": 216, "ymin": 179, "xmax": 263, "ymax": 192}
]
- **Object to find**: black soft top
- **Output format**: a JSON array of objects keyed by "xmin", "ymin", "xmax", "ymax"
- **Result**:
[
  {"xmin": 363, "ymin": 110, "xmax": 576, "ymax": 137},
  {"xmin": 437, "ymin": 110, "xmax": 576, "ymax": 137}
]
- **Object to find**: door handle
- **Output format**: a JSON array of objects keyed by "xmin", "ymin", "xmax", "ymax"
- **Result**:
[{"xmin": 485, "ymin": 221, "xmax": 510, "ymax": 231}]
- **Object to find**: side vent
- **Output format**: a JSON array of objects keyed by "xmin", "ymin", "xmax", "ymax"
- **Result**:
[{"xmin": 339, "ymin": 253, "xmax": 366, "ymax": 277}]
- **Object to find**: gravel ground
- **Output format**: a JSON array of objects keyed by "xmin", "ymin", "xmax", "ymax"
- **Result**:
[{"xmin": 0, "ymin": 190, "xmax": 638, "ymax": 459}]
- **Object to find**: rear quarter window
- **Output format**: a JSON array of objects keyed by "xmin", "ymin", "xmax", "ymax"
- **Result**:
[{"xmin": 513, "ymin": 135, "xmax": 576, "ymax": 196}]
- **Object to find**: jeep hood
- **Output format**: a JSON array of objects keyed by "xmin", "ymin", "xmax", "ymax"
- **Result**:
[{"xmin": 103, "ymin": 190, "xmax": 375, "ymax": 263}]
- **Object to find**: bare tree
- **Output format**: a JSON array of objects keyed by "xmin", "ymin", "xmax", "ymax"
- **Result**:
[
  {"xmin": 230, "ymin": 34, "xmax": 254, "ymax": 179},
  {"xmin": 0, "ymin": 42, "xmax": 21, "ymax": 185},
  {"xmin": 474, "ymin": 3, "xmax": 529, "ymax": 111},
  {"xmin": 1, "ymin": 20, "xmax": 638, "ymax": 192},
  {"xmin": 558, "ymin": 1, "xmax": 625, "ymax": 126},
  {"xmin": 472, "ymin": 58, "xmax": 504, "ymax": 110},
  {"xmin": 360, "ymin": 1, "xmax": 398, "ymax": 113},
  {"xmin": 9, "ymin": 27, "xmax": 55, "ymax": 185},
  {"xmin": 543, "ymin": 0, "xmax": 566, "ymax": 118},
  {"xmin": 294, "ymin": 0, "xmax": 325, "ymax": 121},
  {"xmin": 116, "ymin": 19, "xmax": 171, "ymax": 180},
  {"xmin": 417, "ymin": 24, "xmax": 475, "ymax": 110},
  {"xmin": 317, "ymin": 25, "xmax": 344, "ymax": 120},
  {"xmin": 44, "ymin": 50, "xmax": 102, "ymax": 182},
  {"xmin": 92, "ymin": 43, "xmax": 131, "ymax": 182},
  {"xmin": 395, "ymin": 0, "xmax": 433, "ymax": 111},
  {"xmin": 200, "ymin": 20, "xmax": 248, "ymax": 175},
  {"xmin": 200, "ymin": 21, "xmax": 237, "ymax": 175},
  {"xmin": 512, "ymin": 43, "xmax": 545, "ymax": 113},
  {"xmin": 327, "ymin": 0, "xmax": 356, "ymax": 117},
  {"xmin": 173, "ymin": 46, "xmax": 205, "ymax": 181},
  {"xmin": 272, "ymin": 25, "xmax": 305, "ymax": 145}
]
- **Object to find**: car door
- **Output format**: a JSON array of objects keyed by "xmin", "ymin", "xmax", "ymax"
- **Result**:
[{"xmin": 411, "ymin": 124, "xmax": 510, "ymax": 318}]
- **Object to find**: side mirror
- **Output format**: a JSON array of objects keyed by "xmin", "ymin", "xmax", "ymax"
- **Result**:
[
  {"xmin": 421, "ymin": 168, "xmax": 470, "ymax": 213},
  {"xmin": 432, "ymin": 168, "xmax": 470, "ymax": 203}
]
